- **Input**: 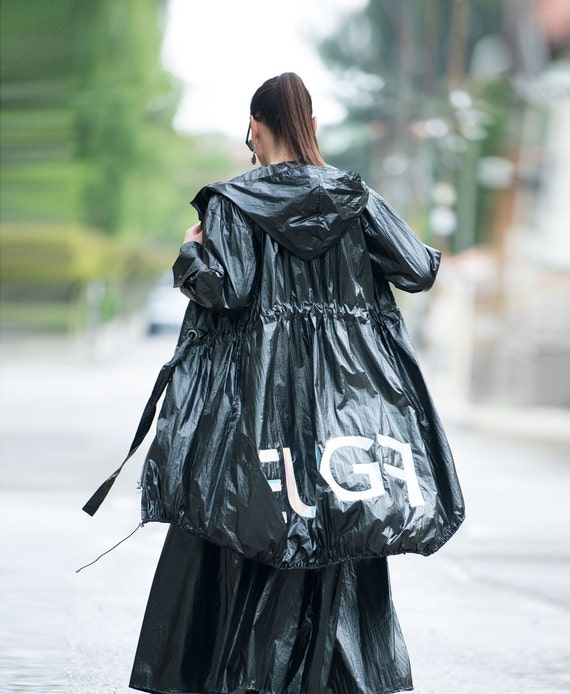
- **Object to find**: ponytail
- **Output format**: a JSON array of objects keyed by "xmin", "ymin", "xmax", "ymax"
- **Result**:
[{"xmin": 250, "ymin": 72, "xmax": 325, "ymax": 167}]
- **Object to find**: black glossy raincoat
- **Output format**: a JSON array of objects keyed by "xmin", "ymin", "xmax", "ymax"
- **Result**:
[{"xmin": 85, "ymin": 162, "xmax": 464, "ymax": 570}]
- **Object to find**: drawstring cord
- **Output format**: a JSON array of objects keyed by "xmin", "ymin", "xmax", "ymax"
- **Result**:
[
  {"xmin": 82, "ymin": 331, "xmax": 197, "ymax": 516},
  {"xmin": 78, "ymin": 332, "xmax": 197, "ymax": 571},
  {"xmin": 76, "ymin": 522, "xmax": 144, "ymax": 573}
]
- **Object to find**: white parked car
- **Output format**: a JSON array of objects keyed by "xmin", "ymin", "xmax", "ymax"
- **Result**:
[{"xmin": 145, "ymin": 272, "xmax": 188, "ymax": 334}]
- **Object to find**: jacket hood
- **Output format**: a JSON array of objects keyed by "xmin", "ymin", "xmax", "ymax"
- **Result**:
[{"xmin": 192, "ymin": 163, "xmax": 369, "ymax": 260}]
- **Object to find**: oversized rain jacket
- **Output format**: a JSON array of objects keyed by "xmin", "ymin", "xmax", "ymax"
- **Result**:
[{"xmin": 84, "ymin": 162, "xmax": 464, "ymax": 569}]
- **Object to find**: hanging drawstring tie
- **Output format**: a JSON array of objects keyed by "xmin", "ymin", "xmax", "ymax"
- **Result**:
[
  {"xmin": 75, "ymin": 522, "xmax": 144, "ymax": 573},
  {"xmin": 82, "ymin": 330, "xmax": 197, "ymax": 517}
]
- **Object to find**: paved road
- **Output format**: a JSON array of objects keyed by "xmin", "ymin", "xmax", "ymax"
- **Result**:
[{"xmin": 1, "ymin": 329, "xmax": 569, "ymax": 693}]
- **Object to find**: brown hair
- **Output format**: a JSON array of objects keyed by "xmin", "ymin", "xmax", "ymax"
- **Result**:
[{"xmin": 250, "ymin": 72, "xmax": 325, "ymax": 167}]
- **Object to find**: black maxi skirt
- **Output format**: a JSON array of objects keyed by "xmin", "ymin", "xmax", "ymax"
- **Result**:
[{"xmin": 129, "ymin": 526, "xmax": 413, "ymax": 694}]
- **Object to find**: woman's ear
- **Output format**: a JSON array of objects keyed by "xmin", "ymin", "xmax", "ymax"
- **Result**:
[
  {"xmin": 312, "ymin": 116, "xmax": 318, "ymax": 134},
  {"xmin": 250, "ymin": 116, "xmax": 260, "ymax": 145}
]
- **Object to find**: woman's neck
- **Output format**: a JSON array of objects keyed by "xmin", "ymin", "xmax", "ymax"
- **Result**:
[
  {"xmin": 254, "ymin": 121, "xmax": 296, "ymax": 166},
  {"xmin": 263, "ymin": 143, "xmax": 297, "ymax": 166}
]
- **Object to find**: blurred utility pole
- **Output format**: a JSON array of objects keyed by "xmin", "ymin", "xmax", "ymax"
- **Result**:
[
  {"xmin": 447, "ymin": 0, "xmax": 468, "ymax": 85},
  {"xmin": 446, "ymin": 0, "xmax": 479, "ymax": 255}
]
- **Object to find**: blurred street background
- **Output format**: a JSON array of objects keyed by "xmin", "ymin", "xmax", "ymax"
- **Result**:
[{"xmin": 1, "ymin": 1, "xmax": 569, "ymax": 692}]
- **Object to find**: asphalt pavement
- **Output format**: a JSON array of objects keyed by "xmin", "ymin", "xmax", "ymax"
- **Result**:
[{"xmin": 1, "ymin": 326, "xmax": 569, "ymax": 694}]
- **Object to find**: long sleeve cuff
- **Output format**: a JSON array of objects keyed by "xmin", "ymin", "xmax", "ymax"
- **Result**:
[{"xmin": 172, "ymin": 241, "xmax": 204, "ymax": 288}]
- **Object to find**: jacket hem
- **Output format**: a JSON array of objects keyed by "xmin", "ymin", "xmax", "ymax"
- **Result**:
[
  {"xmin": 140, "ymin": 513, "xmax": 465, "ymax": 570},
  {"xmin": 129, "ymin": 683, "xmax": 413, "ymax": 694}
]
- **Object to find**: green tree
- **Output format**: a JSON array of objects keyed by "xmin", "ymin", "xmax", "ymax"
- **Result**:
[
  {"xmin": 71, "ymin": 0, "xmax": 178, "ymax": 235},
  {"xmin": 317, "ymin": 0, "xmax": 517, "ymax": 251},
  {"xmin": 0, "ymin": 0, "xmax": 242, "ymax": 331}
]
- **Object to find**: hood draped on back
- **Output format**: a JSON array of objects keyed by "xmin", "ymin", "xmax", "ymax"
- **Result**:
[{"xmin": 192, "ymin": 163, "xmax": 369, "ymax": 260}]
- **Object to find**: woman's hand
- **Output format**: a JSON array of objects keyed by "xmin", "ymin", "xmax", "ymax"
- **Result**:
[{"xmin": 183, "ymin": 223, "xmax": 203, "ymax": 245}]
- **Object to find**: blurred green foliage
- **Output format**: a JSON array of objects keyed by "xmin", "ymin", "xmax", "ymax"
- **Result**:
[
  {"xmin": 0, "ymin": 0, "xmax": 241, "ymax": 332},
  {"xmin": 71, "ymin": 0, "xmax": 180, "ymax": 235}
]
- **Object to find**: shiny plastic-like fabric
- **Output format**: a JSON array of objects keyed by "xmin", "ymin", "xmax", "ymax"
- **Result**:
[
  {"xmin": 80, "ymin": 162, "xmax": 465, "ymax": 694},
  {"xmin": 129, "ymin": 525, "xmax": 413, "ymax": 694},
  {"xmin": 85, "ymin": 162, "xmax": 464, "ymax": 569}
]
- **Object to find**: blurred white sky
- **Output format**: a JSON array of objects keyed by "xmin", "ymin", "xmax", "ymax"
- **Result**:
[{"xmin": 161, "ymin": 0, "xmax": 367, "ymax": 139}]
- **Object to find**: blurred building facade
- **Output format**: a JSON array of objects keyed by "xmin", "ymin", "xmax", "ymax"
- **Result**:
[
  {"xmin": 320, "ymin": 0, "xmax": 570, "ymax": 409},
  {"xmin": 463, "ymin": 0, "xmax": 570, "ymax": 408}
]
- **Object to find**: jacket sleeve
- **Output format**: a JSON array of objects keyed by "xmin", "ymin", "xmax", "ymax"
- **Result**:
[
  {"xmin": 362, "ymin": 189, "xmax": 440, "ymax": 293},
  {"xmin": 172, "ymin": 195, "xmax": 258, "ymax": 313}
]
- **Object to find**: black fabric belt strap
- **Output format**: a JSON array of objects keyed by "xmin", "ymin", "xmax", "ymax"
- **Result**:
[{"xmin": 82, "ymin": 332, "xmax": 195, "ymax": 516}]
